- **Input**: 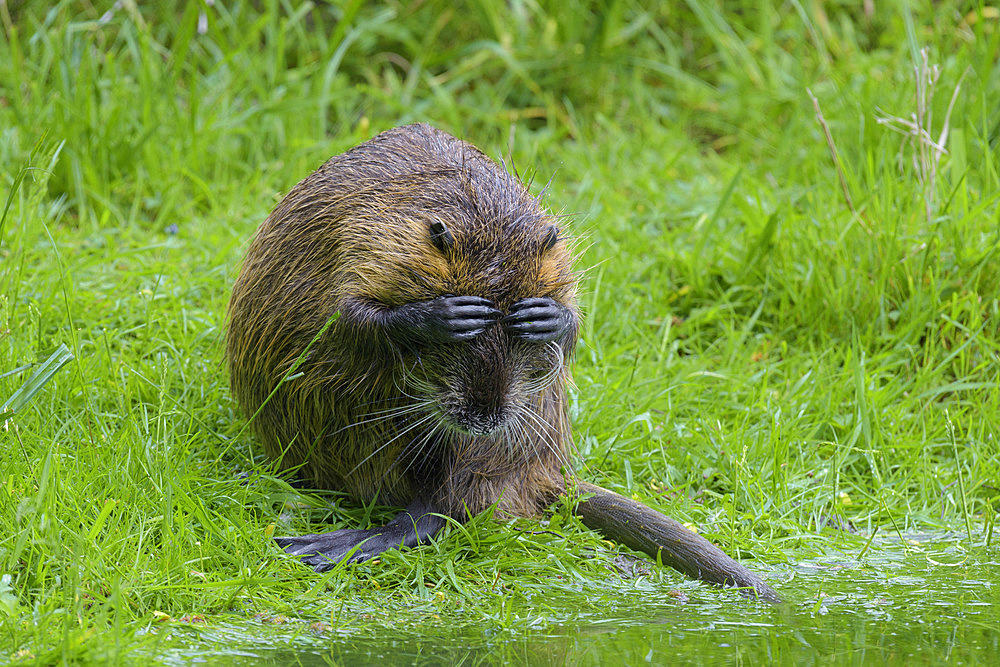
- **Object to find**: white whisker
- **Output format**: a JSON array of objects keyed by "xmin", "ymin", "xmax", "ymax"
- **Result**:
[{"xmin": 347, "ymin": 410, "xmax": 439, "ymax": 476}]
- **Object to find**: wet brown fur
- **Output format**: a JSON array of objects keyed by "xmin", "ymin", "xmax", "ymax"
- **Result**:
[{"xmin": 227, "ymin": 123, "xmax": 577, "ymax": 520}]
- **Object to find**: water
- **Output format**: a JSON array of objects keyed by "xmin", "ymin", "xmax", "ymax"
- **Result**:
[{"xmin": 150, "ymin": 534, "xmax": 998, "ymax": 665}]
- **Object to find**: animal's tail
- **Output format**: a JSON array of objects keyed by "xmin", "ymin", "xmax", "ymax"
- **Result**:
[{"xmin": 573, "ymin": 481, "xmax": 781, "ymax": 603}]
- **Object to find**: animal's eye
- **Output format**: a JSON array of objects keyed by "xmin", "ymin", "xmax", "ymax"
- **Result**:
[
  {"xmin": 429, "ymin": 220, "xmax": 454, "ymax": 252},
  {"xmin": 542, "ymin": 225, "xmax": 559, "ymax": 251}
]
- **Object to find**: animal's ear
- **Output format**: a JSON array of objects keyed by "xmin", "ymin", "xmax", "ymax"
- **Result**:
[
  {"xmin": 429, "ymin": 220, "xmax": 454, "ymax": 252},
  {"xmin": 542, "ymin": 225, "xmax": 559, "ymax": 252}
]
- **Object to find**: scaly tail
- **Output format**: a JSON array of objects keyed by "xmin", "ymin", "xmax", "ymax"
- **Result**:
[{"xmin": 574, "ymin": 481, "xmax": 781, "ymax": 603}]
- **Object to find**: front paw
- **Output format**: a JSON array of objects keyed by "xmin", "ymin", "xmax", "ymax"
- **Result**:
[
  {"xmin": 419, "ymin": 295, "xmax": 502, "ymax": 343},
  {"xmin": 502, "ymin": 297, "xmax": 573, "ymax": 343}
]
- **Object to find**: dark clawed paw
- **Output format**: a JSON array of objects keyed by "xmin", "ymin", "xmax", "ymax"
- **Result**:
[
  {"xmin": 430, "ymin": 295, "xmax": 502, "ymax": 342},
  {"xmin": 503, "ymin": 297, "xmax": 572, "ymax": 343},
  {"xmin": 275, "ymin": 530, "xmax": 374, "ymax": 573},
  {"xmin": 275, "ymin": 506, "xmax": 443, "ymax": 573}
]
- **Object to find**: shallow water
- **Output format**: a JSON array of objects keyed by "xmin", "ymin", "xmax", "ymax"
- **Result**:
[{"xmin": 153, "ymin": 534, "xmax": 998, "ymax": 665}]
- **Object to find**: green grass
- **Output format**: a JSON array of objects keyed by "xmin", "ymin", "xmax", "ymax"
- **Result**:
[{"xmin": 1, "ymin": 0, "xmax": 999, "ymax": 662}]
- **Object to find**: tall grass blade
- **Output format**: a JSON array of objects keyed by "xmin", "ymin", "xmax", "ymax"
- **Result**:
[{"xmin": 1, "ymin": 343, "xmax": 75, "ymax": 415}]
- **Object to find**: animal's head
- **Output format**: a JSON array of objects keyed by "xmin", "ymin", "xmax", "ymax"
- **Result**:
[{"xmin": 337, "ymin": 126, "xmax": 579, "ymax": 437}]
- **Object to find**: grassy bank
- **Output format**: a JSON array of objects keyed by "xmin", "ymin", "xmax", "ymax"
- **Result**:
[{"xmin": 1, "ymin": 0, "xmax": 998, "ymax": 662}]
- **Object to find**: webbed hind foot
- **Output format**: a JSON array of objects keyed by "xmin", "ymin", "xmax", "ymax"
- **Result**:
[{"xmin": 275, "ymin": 498, "xmax": 446, "ymax": 572}]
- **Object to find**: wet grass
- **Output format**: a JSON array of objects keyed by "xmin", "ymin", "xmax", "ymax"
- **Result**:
[
  {"xmin": 131, "ymin": 535, "xmax": 1000, "ymax": 665},
  {"xmin": 1, "ymin": 0, "xmax": 999, "ymax": 663}
]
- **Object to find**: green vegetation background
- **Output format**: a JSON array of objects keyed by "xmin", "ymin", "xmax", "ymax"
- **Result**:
[{"xmin": 1, "ymin": 0, "xmax": 998, "ymax": 661}]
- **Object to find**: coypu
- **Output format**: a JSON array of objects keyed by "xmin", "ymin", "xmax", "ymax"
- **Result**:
[{"xmin": 226, "ymin": 123, "xmax": 779, "ymax": 602}]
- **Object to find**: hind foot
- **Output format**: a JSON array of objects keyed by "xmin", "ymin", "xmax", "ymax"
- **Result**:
[{"xmin": 275, "ymin": 498, "xmax": 446, "ymax": 573}]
